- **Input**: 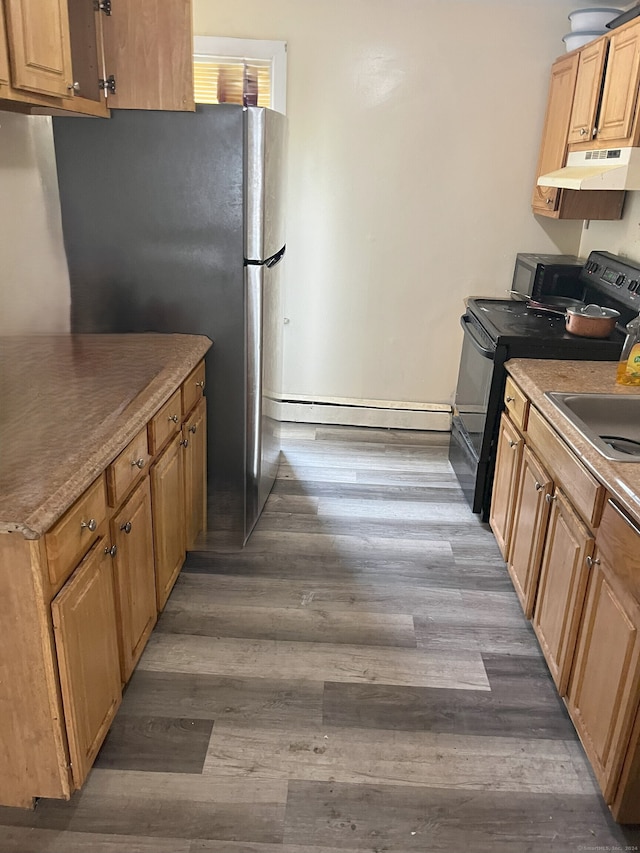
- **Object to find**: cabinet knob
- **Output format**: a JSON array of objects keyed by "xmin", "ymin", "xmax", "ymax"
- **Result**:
[
  {"xmin": 181, "ymin": 438, "xmax": 190, "ymax": 448},
  {"xmin": 580, "ymin": 127, "xmax": 588, "ymax": 136},
  {"xmin": 535, "ymin": 481, "xmax": 543, "ymax": 491},
  {"xmin": 67, "ymin": 81, "xmax": 80, "ymax": 92},
  {"xmin": 505, "ymin": 395, "xmax": 515, "ymax": 403},
  {"xmin": 545, "ymin": 197, "xmax": 553, "ymax": 204},
  {"xmin": 120, "ymin": 521, "xmax": 132, "ymax": 534},
  {"xmin": 189, "ymin": 424, "xmax": 197, "ymax": 434},
  {"xmin": 196, "ymin": 380, "xmax": 205, "ymax": 390},
  {"xmin": 545, "ymin": 493, "xmax": 557, "ymax": 504},
  {"xmin": 586, "ymin": 555, "xmax": 601, "ymax": 569},
  {"xmin": 509, "ymin": 440, "xmax": 518, "ymax": 448},
  {"xmin": 80, "ymin": 518, "xmax": 97, "ymax": 532},
  {"xmin": 169, "ymin": 414, "xmax": 179, "ymax": 423},
  {"xmin": 131, "ymin": 458, "xmax": 146, "ymax": 469},
  {"xmin": 104, "ymin": 544, "xmax": 117, "ymax": 557}
]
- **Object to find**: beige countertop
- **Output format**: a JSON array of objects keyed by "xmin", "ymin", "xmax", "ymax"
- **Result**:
[
  {"xmin": 506, "ymin": 359, "xmax": 640, "ymax": 523},
  {"xmin": 0, "ymin": 333, "xmax": 212, "ymax": 539}
]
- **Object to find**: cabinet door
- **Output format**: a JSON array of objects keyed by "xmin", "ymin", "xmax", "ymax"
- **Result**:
[
  {"xmin": 4, "ymin": 0, "xmax": 73, "ymax": 97},
  {"xmin": 568, "ymin": 38, "xmax": 608, "ymax": 144},
  {"xmin": 506, "ymin": 445, "xmax": 552, "ymax": 619},
  {"xmin": 111, "ymin": 478, "xmax": 157, "ymax": 683},
  {"xmin": 51, "ymin": 538, "xmax": 122, "ymax": 789},
  {"xmin": 101, "ymin": 0, "xmax": 194, "ymax": 111},
  {"xmin": 151, "ymin": 432, "xmax": 185, "ymax": 611},
  {"xmin": 532, "ymin": 489, "xmax": 593, "ymax": 695},
  {"xmin": 597, "ymin": 20, "xmax": 640, "ymax": 143},
  {"xmin": 66, "ymin": 0, "xmax": 104, "ymax": 103},
  {"xmin": 489, "ymin": 414, "xmax": 523, "ymax": 560},
  {"xmin": 532, "ymin": 53, "xmax": 579, "ymax": 215},
  {"xmin": 183, "ymin": 397, "xmax": 207, "ymax": 551},
  {"xmin": 567, "ymin": 552, "xmax": 640, "ymax": 803},
  {"xmin": 0, "ymin": 3, "xmax": 10, "ymax": 85}
]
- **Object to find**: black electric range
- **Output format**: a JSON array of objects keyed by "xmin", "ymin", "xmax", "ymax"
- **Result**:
[{"xmin": 449, "ymin": 250, "xmax": 639, "ymax": 521}]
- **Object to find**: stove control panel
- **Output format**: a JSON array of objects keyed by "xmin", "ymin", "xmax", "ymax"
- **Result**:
[{"xmin": 580, "ymin": 251, "xmax": 640, "ymax": 314}]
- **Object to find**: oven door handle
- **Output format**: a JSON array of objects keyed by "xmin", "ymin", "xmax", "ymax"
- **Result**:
[{"xmin": 460, "ymin": 314, "xmax": 495, "ymax": 360}]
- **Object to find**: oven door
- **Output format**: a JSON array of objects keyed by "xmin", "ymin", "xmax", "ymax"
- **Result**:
[
  {"xmin": 449, "ymin": 313, "xmax": 506, "ymax": 517},
  {"xmin": 454, "ymin": 314, "xmax": 496, "ymax": 458}
]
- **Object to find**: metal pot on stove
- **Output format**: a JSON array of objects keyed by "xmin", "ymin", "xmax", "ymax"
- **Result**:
[{"xmin": 565, "ymin": 304, "xmax": 621, "ymax": 338}]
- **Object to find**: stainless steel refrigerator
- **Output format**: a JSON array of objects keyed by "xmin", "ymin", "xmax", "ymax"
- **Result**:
[{"xmin": 52, "ymin": 104, "xmax": 287, "ymax": 546}]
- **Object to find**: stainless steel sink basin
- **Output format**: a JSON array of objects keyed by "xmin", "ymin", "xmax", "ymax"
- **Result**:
[{"xmin": 545, "ymin": 392, "xmax": 640, "ymax": 462}]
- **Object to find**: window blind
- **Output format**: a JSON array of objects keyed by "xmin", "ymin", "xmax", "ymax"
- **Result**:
[{"xmin": 193, "ymin": 59, "xmax": 272, "ymax": 107}]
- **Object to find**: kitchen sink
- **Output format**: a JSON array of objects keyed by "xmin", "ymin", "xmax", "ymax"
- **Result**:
[{"xmin": 545, "ymin": 392, "xmax": 640, "ymax": 462}]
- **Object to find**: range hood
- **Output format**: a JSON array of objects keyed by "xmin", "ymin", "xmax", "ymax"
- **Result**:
[{"xmin": 537, "ymin": 147, "xmax": 640, "ymax": 191}]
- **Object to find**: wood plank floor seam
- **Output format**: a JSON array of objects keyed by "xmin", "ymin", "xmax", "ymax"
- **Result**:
[{"xmin": 0, "ymin": 423, "xmax": 638, "ymax": 852}]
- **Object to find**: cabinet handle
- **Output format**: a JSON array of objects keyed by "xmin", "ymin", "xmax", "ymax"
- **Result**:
[
  {"xmin": 196, "ymin": 380, "xmax": 205, "ymax": 390},
  {"xmin": 545, "ymin": 493, "xmax": 557, "ymax": 504},
  {"xmin": 505, "ymin": 396, "xmax": 515, "ymax": 403},
  {"xmin": 104, "ymin": 544, "xmax": 117, "ymax": 557},
  {"xmin": 168, "ymin": 414, "xmax": 179, "ymax": 423},
  {"xmin": 181, "ymin": 438, "xmax": 189, "ymax": 448},
  {"xmin": 509, "ymin": 440, "xmax": 518, "ymax": 448},
  {"xmin": 80, "ymin": 518, "xmax": 97, "ymax": 532},
  {"xmin": 586, "ymin": 555, "xmax": 600, "ymax": 569},
  {"xmin": 120, "ymin": 521, "xmax": 132, "ymax": 534},
  {"xmin": 189, "ymin": 424, "xmax": 197, "ymax": 434},
  {"xmin": 131, "ymin": 458, "xmax": 146, "ymax": 469},
  {"xmin": 535, "ymin": 481, "xmax": 543, "ymax": 491}
]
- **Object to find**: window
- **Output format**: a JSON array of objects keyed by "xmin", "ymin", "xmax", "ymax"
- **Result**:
[{"xmin": 193, "ymin": 36, "xmax": 287, "ymax": 114}]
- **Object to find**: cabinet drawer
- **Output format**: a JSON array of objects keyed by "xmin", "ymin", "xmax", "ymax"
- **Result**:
[
  {"xmin": 106, "ymin": 427, "xmax": 152, "ymax": 507},
  {"xmin": 182, "ymin": 361, "xmax": 206, "ymax": 417},
  {"xmin": 505, "ymin": 377, "xmax": 529, "ymax": 431},
  {"xmin": 148, "ymin": 389, "xmax": 182, "ymax": 455},
  {"xmin": 527, "ymin": 407, "xmax": 604, "ymax": 528},
  {"xmin": 45, "ymin": 475, "xmax": 108, "ymax": 588}
]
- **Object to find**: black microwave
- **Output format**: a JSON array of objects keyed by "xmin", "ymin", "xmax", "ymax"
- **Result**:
[{"xmin": 511, "ymin": 253, "xmax": 585, "ymax": 301}]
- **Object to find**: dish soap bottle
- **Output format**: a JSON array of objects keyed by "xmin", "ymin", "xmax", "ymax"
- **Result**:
[{"xmin": 616, "ymin": 314, "xmax": 640, "ymax": 386}]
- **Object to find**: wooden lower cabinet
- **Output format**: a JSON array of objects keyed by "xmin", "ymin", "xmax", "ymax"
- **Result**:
[
  {"xmin": 51, "ymin": 537, "xmax": 122, "ymax": 788},
  {"xmin": 183, "ymin": 396, "xmax": 207, "ymax": 551},
  {"xmin": 567, "ymin": 552, "xmax": 640, "ymax": 804},
  {"xmin": 532, "ymin": 488, "xmax": 594, "ymax": 695},
  {"xmin": 151, "ymin": 432, "xmax": 186, "ymax": 610},
  {"xmin": 507, "ymin": 445, "xmax": 552, "ymax": 618},
  {"xmin": 489, "ymin": 413, "xmax": 523, "ymax": 559},
  {"xmin": 111, "ymin": 478, "xmax": 157, "ymax": 683}
]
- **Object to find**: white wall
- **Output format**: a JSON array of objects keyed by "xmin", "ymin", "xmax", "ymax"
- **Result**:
[
  {"xmin": 0, "ymin": 113, "xmax": 70, "ymax": 334},
  {"xmin": 579, "ymin": 193, "xmax": 640, "ymax": 265},
  {"xmin": 194, "ymin": 0, "xmax": 586, "ymax": 408}
]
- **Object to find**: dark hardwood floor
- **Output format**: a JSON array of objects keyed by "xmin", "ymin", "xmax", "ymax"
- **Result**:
[{"xmin": 1, "ymin": 423, "xmax": 639, "ymax": 852}]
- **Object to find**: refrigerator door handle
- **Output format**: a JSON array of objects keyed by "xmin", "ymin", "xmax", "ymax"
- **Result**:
[
  {"xmin": 245, "ymin": 245, "xmax": 286, "ymax": 269},
  {"xmin": 265, "ymin": 245, "xmax": 286, "ymax": 268}
]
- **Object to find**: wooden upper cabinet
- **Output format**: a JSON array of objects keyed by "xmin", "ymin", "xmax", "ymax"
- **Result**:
[
  {"xmin": 4, "ymin": 0, "xmax": 73, "ymax": 97},
  {"xmin": 532, "ymin": 53, "xmax": 579, "ymax": 215},
  {"xmin": 568, "ymin": 38, "xmax": 608, "ymax": 144},
  {"xmin": 597, "ymin": 20, "xmax": 640, "ymax": 143},
  {"xmin": 0, "ymin": 0, "xmax": 193, "ymax": 114},
  {"xmin": 102, "ymin": 0, "xmax": 194, "ymax": 111},
  {"xmin": 0, "ymin": 2, "xmax": 11, "ymax": 86},
  {"xmin": 533, "ymin": 46, "xmax": 624, "ymax": 220}
]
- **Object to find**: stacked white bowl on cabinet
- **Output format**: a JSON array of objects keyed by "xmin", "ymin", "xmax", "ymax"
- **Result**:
[{"xmin": 563, "ymin": 7, "xmax": 623, "ymax": 51}]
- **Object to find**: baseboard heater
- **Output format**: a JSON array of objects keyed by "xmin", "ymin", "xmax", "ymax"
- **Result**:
[{"xmin": 274, "ymin": 395, "xmax": 452, "ymax": 431}]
